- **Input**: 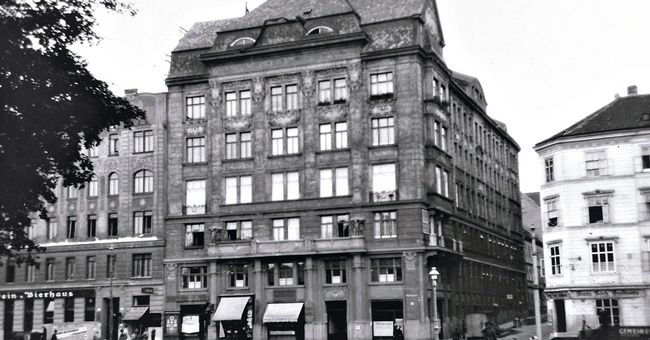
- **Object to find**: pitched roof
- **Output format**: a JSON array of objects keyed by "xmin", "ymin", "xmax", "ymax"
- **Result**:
[
  {"xmin": 173, "ymin": 0, "xmax": 430, "ymax": 52},
  {"xmin": 537, "ymin": 93, "xmax": 650, "ymax": 146}
]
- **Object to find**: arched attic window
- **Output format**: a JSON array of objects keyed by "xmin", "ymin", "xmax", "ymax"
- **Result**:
[
  {"xmin": 307, "ymin": 26, "xmax": 334, "ymax": 35},
  {"xmin": 230, "ymin": 37, "xmax": 256, "ymax": 46}
]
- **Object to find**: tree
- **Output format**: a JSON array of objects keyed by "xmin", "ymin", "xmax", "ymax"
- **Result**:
[{"xmin": 0, "ymin": 0, "xmax": 146, "ymax": 265}]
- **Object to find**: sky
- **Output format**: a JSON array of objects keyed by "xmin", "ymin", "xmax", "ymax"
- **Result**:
[{"xmin": 75, "ymin": 0, "xmax": 650, "ymax": 193}]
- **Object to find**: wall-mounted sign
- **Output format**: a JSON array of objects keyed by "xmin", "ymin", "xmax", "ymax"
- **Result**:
[
  {"xmin": 141, "ymin": 287, "xmax": 154, "ymax": 294},
  {"xmin": 545, "ymin": 289, "xmax": 643, "ymax": 300},
  {"xmin": 0, "ymin": 289, "xmax": 95, "ymax": 300}
]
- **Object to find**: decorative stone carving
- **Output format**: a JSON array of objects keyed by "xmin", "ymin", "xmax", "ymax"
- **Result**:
[
  {"xmin": 209, "ymin": 79, "xmax": 222, "ymax": 109},
  {"xmin": 323, "ymin": 286, "xmax": 348, "ymax": 300},
  {"xmin": 348, "ymin": 63, "xmax": 362, "ymax": 91},
  {"xmin": 253, "ymin": 76, "xmax": 266, "ymax": 102},
  {"xmin": 135, "ymin": 156, "xmax": 153, "ymax": 169},
  {"xmin": 316, "ymin": 67, "xmax": 347, "ymax": 78},
  {"xmin": 209, "ymin": 228, "xmax": 225, "ymax": 244},
  {"xmin": 316, "ymin": 104, "xmax": 348, "ymax": 122},
  {"xmin": 268, "ymin": 109, "xmax": 301, "ymax": 128},
  {"xmin": 184, "ymin": 119, "xmax": 207, "ymax": 135},
  {"xmin": 349, "ymin": 219, "xmax": 364, "ymax": 236},
  {"xmin": 369, "ymin": 98, "xmax": 396, "ymax": 115},
  {"xmin": 222, "ymin": 115, "xmax": 253, "ymax": 131},
  {"xmin": 404, "ymin": 252, "xmax": 418, "ymax": 270},
  {"xmin": 301, "ymin": 70, "xmax": 315, "ymax": 97}
]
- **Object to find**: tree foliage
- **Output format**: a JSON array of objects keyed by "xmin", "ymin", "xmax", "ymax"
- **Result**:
[{"xmin": 0, "ymin": 0, "xmax": 146, "ymax": 265}]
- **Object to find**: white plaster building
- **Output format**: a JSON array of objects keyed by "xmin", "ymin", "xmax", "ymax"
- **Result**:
[{"xmin": 534, "ymin": 86, "xmax": 650, "ymax": 338}]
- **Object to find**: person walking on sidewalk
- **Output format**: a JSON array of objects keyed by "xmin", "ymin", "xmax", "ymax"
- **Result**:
[{"xmin": 481, "ymin": 321, "xmax": 498, "ymax": 340}]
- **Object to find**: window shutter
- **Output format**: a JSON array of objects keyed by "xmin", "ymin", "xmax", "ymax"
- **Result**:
[
  {"xmin": 583, "ymin": 207, "xmax": 590, "ymax": 224},
  {"xmin": 638, "ymin": 203, "xmax": 647, "ymax": 221},
  {"xmin": 642, "ymin": 251, "xmax": 650, "ymax": 272},
  {"xmin": 603, "ymin": 204, "xmax": 610, "ymax": 223}
]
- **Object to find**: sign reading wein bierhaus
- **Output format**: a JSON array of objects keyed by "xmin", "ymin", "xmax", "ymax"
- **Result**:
[{"xmin": 0, "ymin": 289, "xmax": 95, "ymax": 300}]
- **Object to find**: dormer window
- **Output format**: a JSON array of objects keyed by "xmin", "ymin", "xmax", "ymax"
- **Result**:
[
  {"xmin": 230, "ymin": 37, "xmax": 255, "ymax": 46},
  {"xmin": 307, "ymin": 26, "xmax": 333, "ymax": 35}
]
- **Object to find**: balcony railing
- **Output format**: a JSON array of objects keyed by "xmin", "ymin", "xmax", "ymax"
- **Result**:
[
  {"xmin": 370, "ymin": 190, "xmax": 398, "ymax": 202},
  {"xmin": 208, "ymin": 235, "xmax": 366, "ymax": 257},
  {"xmin": 428, "ymin": 234, "xmax": 463, "ymax": 253},
  {"xmin": 182, "ymin": 204, "xmax": 206, "ymax": 215}
]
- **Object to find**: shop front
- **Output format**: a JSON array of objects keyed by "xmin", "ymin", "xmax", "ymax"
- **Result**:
[
  {"xmin": 262, "ymin": 303, "xmax": 304, "ymax": 340},
  {"xmin": 212, "ymin": 296, "xmax": 253, "ymax": 339}
]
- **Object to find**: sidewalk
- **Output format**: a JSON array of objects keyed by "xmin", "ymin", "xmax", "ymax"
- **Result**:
[{"xmin": 501, "ymin": 322, "xmax": 553, "ymax": 340}]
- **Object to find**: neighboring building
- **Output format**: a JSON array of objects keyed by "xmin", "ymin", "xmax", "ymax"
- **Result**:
[
  {"xmin": 164, "ymin": 1, "xmax": 526, "ymax": 340},
  {"xmin": 0, "ymin": 91, "xmax": 167, "ymax": 340},
  {"xmin": 520, "ymin": 192, "xmax": 546, "ymax": 318},
  {"xmin": 534, "ymin": 86, "xmax": 650, "ymax": 338}
]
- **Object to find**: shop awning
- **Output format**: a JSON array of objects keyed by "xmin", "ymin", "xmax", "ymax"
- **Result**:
[
  {"xmin": 212, "ymin": 296, "xmax": 251, "ymax": 321},
  {"xmin": 263, "ymin": 303, "xmax": 304, "ymax": 323},
  {"xmin": 45, "ymin": 301, "xmax": 55, "ymax": 312},
  {"xmin": 122, "ymin": 307, "xmax": 149, "ymax": 321}
]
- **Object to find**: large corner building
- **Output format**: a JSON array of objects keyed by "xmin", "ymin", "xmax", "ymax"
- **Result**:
[
  {"xmin": 535, "ymin": 86, "xmax": 650, "ymax": 339},
  {"xmin": 163, "ymin": 1, "xmax": 525, "ymax": 340}
]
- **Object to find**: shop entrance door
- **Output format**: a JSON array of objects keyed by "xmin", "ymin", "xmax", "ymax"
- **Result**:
[{"xmin": 326, "ymin": 301, "xmax": 347, "ymax": 340}]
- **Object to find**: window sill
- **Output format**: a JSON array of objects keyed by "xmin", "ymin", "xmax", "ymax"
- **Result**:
[
  {"xmin": 315, "ymin": 148, "xmax": 351, "ymax": 154},
  {"xmin": 369, "ymin": 94, "xmax": 395, "ymax": 101},
  {"xmin": 183, "ymin": 162, "xmax": 209, "ymax": 166},
  {"xmin": 132, "ymin": 192, "xmax": 154, "ymax": 197},
  {"xmin": 368, "ymin": 281, "xmax": 402, "ymax": 286},
  {"xmin": 108, "ymin": 154, "xmax": 120, "ymax": 157},
  {"xmin": 179, "ymin": 288, "xmax": 208, "ymax": 292},
  {"xmin": 184, "ymin": 246, "xmax": 205, "ymax": 250},
  {"xmin": 266, "ymin": 285, "xmax": 305, "ymax": 289},
  {"xmin": 130, "ymin": 276, "xmax": 153, "ymax": 280},
  {"xmin": 375, "ymin": 236, "xmax": 397, "ymax": 239},
  {"xmin": 227, "ymin": 286, "xmax": 250, "ymax": 290},
  {"xmin": 222, "ymin": 158, "xmax": 254, "ymax": 163},
  {"xmin": 268, "ymin": 153, "xmax": 302, "ymax": 159},
  {"xmin": 134, "ymin": 151, "xmax": 154, "ymax": 155},
  {"xmin": 368, "ymin": 144, "xmax": 397, "ymax": 149},
  {"xmin": 323, "ymin": 283, "xmax": 347, "ymax": 287}
]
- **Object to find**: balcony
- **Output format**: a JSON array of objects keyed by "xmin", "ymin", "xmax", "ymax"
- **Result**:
[
  {"xmin": 182, "ymin": 204, "xmax": 206, "ymax": 215},
  {"xmin": 208, "ymin": 236, "xmax": 366, "ymax": 257},
  {"xmin": 428, "ymin": 234, "xmax": 463, "ymax": 253},
  {"xmin": 370, "ymin": 190, "xmax": 398, "ymax": 202}
]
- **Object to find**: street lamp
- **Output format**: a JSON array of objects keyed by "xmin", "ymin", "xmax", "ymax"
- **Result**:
[
  {"xmin": 530, "ymin": 226, "xmax": 542, "ymax": 340},
  {"xmin": 429, "ymin": 267, "xmax": 440, "ymax": 340},
  {"xmin": 108, "ymin": 246, "xmax": 115, "ymax": 340}
]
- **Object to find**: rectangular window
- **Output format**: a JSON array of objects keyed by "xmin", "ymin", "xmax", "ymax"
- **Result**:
[
  {"xmin": 371, "ymin": 257, "xmax": 402, "ymax": 282},
  {"xmin": 335, "ymin": 122, "xmax": 348, "ymax": 148},
  {"xmin": 186, "ymin": 96, "xmax": 205, "ymax": 120},
  {"xmin": 25, "ymin": 264, "xmax": 35, "ymax": 283},
  {"xmin": 371, "ymin": 117, "xmax": 395, "ymax": 146},
  {"xmin": 43, "ymin": 299, "xmax": 54, "ymax": 324},
  {"xmin": 271, "ymin": 128, "xmax": 299, "ymax": 155},
  {"xmin": 240, "ymin": 132, "xmax": 252, "ymax": 158},
  {"xmin": 271, "ymin": 86, "xmax": 282, "ymax": 112},
  {"xmin": 334, "ymin": 79, "xmax": 347, "ymax": 103},
  {"xmin": 547, "ymin": 198, "xmax": 558, "ymax": 226},
  {"xmin": 84, "ymin": 297, "xmax": 95, "ymax": 322},
  {"xmin": 267, "ymin": 261, "xmax": 304, "ymax": 286},
  {"xmin": 67, "ymin": 216, "xmax": 77, "ymax": 239},
  {"xmin": 272, "ymin": 85, "xmax": 298, "ymax": 111},
  {"xmin": 132, "ymin": 253, "xmax": 152, "ymax": 278},
  {"xmin": 88, "ymin": 176, "xmax": 98, "ymax": 197},
  {"xmin": 46, "ymin": 258, "xmax": 55, "ymax": 281},
  {"xmin": 287, "ymin": 127, "xmax": 299, "ymax": 154},
  {"xmin": 86, "ymin": 256, "xmax": 96, "ymax": 280},
  {"xmin": 225, "ymin": 175, "xmax": 252, "ymax": 204},
  {"xmin": 181, "ymin": 266, "xmax": 207, "ymax": 289},
  {"xmin": 65, "ymin": 257, "xmax": 75, "ymax": 280},
  {"xmin": 226, "ymin": 90, "xmax": 251, "ymax": 116},
  {"xmin": 185, "ymin": 224, "xmax": 205, "ymax": 248},
  {"xmin": 272, "ymin": 218, "xmax": 300, "ymax": 241},
  {"xmin": 271, "ymin": 129, "xmax": 283, "ymax": 155},
  {"xmin": 435, "ymin": 166, "xmax": 449, "ymax": 197},
  {"xmin": 596, "ymin": 299, "xmax": 620, "ymax": 326},
  {"xmin": 319, "ymin": 168, "xmax": 348, "ymax": 197},
  {"xmin": 87, "ymin": 214, "xmax": 97, "ymax": 237},
  {"xmin": 642, "ymin": 146, "xmax": 650, "ymax": 170},
  {"xmin": 64, "ymin": 297, "xmax": 74, "ymax": 322},
  {"xmin": 586, "ymin": 151, "xmax": 607, "ymax": 177},
  {"xmin": 108, "ymin": 173, "xmax": 119, "ymax": 195},
  {"xmin": 186, "ymin": 179, "xmax": 206, "ymax": 214},
  {"xmin": 67, "ymin": 186, "xmax": 77, "ymax": 199},
  {"xmin": 108, "ymin": 213, "xmax": 118, "ymax": 237},
  {"xmin": 549, "ymin": 244, "xmax": 561, "ymax": 275},
  {"xmin": 374, "ymin": 212, "xmax": 397, "ymax": 238},
  {"xmin": 47, "ymin": 219, "xmax": 57, "ymax": 239},
  {"xmin": 134, "ymin": 130, "xmax": 154, "ymax": 153},
  {"xmin": 318, "ymin": 80, "xmax": 332, "ymax": 104},
  {"xmin": 133, "ymin": 295, "xmax": 150, "ymax": 306},
  {"xmin": 87, "ymin": 145, "xmax": 98, "ymax": 158},
  {"xmin": 109, "ymin": 134, "xmax": 119, "ymax": 155},
  {"xmin": 319, "ymin": 124, "xmax": 332, "ymax": 151},
  {"xmin": 228, "ymin": 264, "xmax": 249, "ymax": 288},
  {"xmin": 372, "ymin": 163, "xmax": 396, "ymax": 201},
  {"xmin": 320, "ymin": 215, "xmax": 349, "ymax": 238},
  {"xmin": 106, "ymin": 254, "xmax": 115, "ymax": 279},
  {"xmin": 286, "ymin": 85, "xmax": 298, "ymax": 110},
  {"xmin": 319, "ymin": 122, "xmax": 347, "ymax": 151},
  {"xmin": 225, "ymin": 221, "xmax": 253, "ymax": 240},
  {"xmin": 6, "ymin": 260, "xmax": 15, "ymax": 283},
  {"xmin": 134, "ymin": 170, "xmax": 153, "ymax": 193},
  {"xmin": 24, "ymin": 299, "xmax": 34, "ymax": 331},
  {"xmin": 370, "ymin": 72, "xmax": 394, "ymax": 96},
  {"xmin": 545, "ymin": 157, "xmax": 554, "ymax": 182},
  {"xmin": 587, "ymin": 196, "xmax": 609, "ymax": 223},
  {"xmin": 133, "ymin": 211, "xmax": 153, "ymax": 235},
  {"xmin": 271, "ymin": 172, "xmax": 299, "ymax": 201},
  {"xmin": 186, "ymin": 137, "xmax": 206, "ymax": 163},
  {"xmin": 325, "ymin": 259, "xmax": 347, "ymax": 284},
  {"xmin": 591, "ymin": 242, "xmax": 615, "ymax": 272}
]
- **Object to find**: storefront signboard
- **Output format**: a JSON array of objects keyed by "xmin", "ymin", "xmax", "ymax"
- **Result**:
[
  {"xmin": 0, "ymin": 289, "xmax": 95, "ymax": 300},
  {"xmin": 373, "ymin": 321, "xmax": 393, "ymax": 337}
]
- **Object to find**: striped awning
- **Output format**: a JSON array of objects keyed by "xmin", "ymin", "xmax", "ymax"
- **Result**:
[
  {"xmin": 122, "ymin": 307, "xmax": 149, "ymax": 321},
  {"xmin": 262, "ymin": 303, "xmax": 304, "ymax": 323},
  {"xmin": 212, "ymin": 297, "xmax": 250, "ymax": 321}
]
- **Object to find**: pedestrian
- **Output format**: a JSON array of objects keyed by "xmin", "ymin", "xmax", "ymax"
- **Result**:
[
  {"xmin": 92, "ymin": 329, "xmax": 100, "ymax": 340},
  {"xmin": 119, "ymin": 329, "xmax": 127, "ymax": 340},
  {"xmin": 50, "ymin": 329, "xmax": 58, "ymax": 340},
  {"xmin": 481, "ymin": 321, "xmax": 498, "ymax": 340},
  {"xmin": 452, "ymin": 328, "xmax": 463, "ymax": 340}
]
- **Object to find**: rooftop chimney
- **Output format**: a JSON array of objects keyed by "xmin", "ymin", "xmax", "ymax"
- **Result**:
[{"xmin": 628, "ymin": 85, "xmax": 638, "ymax": 96}]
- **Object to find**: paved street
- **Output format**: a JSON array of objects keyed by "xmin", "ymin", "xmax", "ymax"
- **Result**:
[{"xmin": 502, "ymin": 322, "xmax": 553, "ymax": 340}]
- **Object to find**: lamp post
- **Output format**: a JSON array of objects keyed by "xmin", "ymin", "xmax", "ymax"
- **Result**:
[
  {"xmin": 531, "ymin": 227, "xmax": 542, "ymax": 340},
  {"xmin": 108, "ymin": 246, "xmax": 115, "ymax": 340},
  {"xmin": 429, "ymin": 267, "xmax": 440, "ymax": 340}
]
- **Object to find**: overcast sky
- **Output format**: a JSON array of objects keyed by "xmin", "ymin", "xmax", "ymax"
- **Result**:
[{"xmin": 76, "ymin": 0, "xmax": 650, "ymax": 193}]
